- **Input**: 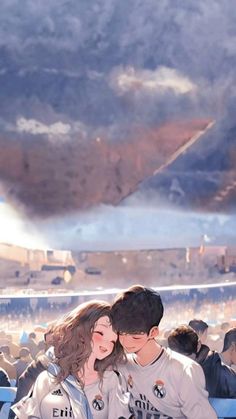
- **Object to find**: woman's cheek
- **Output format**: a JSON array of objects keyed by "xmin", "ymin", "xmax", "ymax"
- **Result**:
[{"xmin": 92, "ymin": 333, "xmax": 103, "ymax": 344}]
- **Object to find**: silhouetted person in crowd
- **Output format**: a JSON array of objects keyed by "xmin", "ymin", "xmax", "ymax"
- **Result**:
[
  {"xmin": 220, "ymin": 327, "xmax": 236, "ymax": 367},
  {"xmin": 0, "ymin": 345, "xmax": 15, "ymax": 364},
  {"xmin": 13, "ymin": 347, "xmax": 33, "ymax": 384},
  {"xmin": 35, "ymin": 340, "xmax": 46, "ymax": 360},
  {"xmin": 24, "ymin": 332, "xmax": 39, "ymax": 359},
  {"xmin": 5, "ymin": 335, "xmax": 20, "ymax": 359},
  {"xmin": 168, "ymin": 324, "xmax": 236, "ymax": 398},
  {"xmin": 168, "ymin": 325, "xmax": 199, "ymax": 360},
  {"xmin": 0, "ymin": 351, "xmax": 16, "ymax": 381},
  {"xmin": 8, "ymin": 349, "xmax": 50, "ymax": 419},
  {"xmin": 188, "ymin": 319, "xmax": 210, "ymax": 363},
  {"xmin": 0, "ymin": 367, "xmax": 11, "ymax": 410}
]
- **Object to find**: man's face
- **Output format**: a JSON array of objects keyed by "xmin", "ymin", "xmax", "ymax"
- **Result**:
[
  {"xmin": 231, "ymin": 343, "xmax": 236, "ymax": 365},
  {"xmin": 200, "ymin": 329, "xmax": 208, "ymax": 344},
  {"xmin": 119, "ymin": 332, "xmax": 150, "ymax": 354},
  {"xmin": 92, "ymin": 316, "xmax": 117, "ymax": 360}
]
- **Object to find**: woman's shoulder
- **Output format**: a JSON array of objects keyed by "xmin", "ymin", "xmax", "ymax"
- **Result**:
[
  {"xmin": 34, "ymin": 369, "xmax": 57, "ymax": 391},
  {"xmin": 103, "ymin": 369, "xmax": 120, "ymax": 378},
  {"xmin": 102, "ymin": 369, "xmax": 127, "ymax": 386}
]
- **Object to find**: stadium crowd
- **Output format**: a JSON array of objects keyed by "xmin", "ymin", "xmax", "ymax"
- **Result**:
[{"xmin": 0, "ymin": 284, "xmax": 235, "ymax": 418}]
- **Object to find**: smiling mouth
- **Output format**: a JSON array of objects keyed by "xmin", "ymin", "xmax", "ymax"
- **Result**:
[{"xmin": 99, "ymin": 346, "xmax": 107, "ymax": 353}]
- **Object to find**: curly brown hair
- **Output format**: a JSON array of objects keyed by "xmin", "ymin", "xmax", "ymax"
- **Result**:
[{"xmin": 49, "ymin": 300, "xmax": 126, "ymax": 385}]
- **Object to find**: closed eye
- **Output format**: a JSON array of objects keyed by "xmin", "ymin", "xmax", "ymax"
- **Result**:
[{"xmin": 94, "ymin": 331, "xmax": 103, "ymax": 336}]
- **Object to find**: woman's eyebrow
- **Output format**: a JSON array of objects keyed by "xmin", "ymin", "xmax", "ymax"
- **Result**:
[{"xmin": 95, "ymin": 323, "xmax": 110, "ymax": 328}]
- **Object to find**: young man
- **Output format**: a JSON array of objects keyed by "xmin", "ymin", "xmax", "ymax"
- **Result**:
[
  {"xmin": 188, "ymin": 319, "xmax": 210, "ymax": 363},
  {"xmin": 188, "ymin": 319, "xmax": 208, "ymax": 345},
  {"xmin": 168, "ymin": 324, "xmax": 236, "ymax": 399},
  {"xmin": 201, "ymin": 326, "xmax": 236, "ymax": 398},
  {"xmin": 220, "ymin": 327, "xmax": 236, "ymax": 367},
  {"xmin": 111, "ymin": 285, "xmax": 217, "ymax": 419},
  {"xmin": 167, "ymin": 325, "xmax": 200, "ymax": 360}
]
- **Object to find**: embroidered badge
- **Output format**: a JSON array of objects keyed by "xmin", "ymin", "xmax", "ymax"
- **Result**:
[
  {"xmin": 127, "ymin": 374, "xmax": 133, "ymax": 388},
  {"xmin": 51, "ymin": 388, "xmax": 63, "ymax": 396},
  {"xmin": 153, "ymin": 379, "xmax": 166, "ymax": 399},
  {"xmin": 92, "ymin": 394, "xmax": 105, "ymax": 411}
]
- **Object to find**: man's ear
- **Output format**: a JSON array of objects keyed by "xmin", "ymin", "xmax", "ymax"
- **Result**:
[
  {"xmin": 230, "ymin": 342, "xmax": 236, "ymax": 353},
  {"xmin": 148, "ymin": 326, "xmax": 159, "ymax": 339}
]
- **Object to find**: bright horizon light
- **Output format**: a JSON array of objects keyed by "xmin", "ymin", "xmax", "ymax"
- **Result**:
[{"xmin": 0, "ymin": 201, "xmax": 48, "ymax": 250}]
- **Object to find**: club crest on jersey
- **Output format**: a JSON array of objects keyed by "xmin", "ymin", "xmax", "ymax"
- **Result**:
[
  {"xmin": 153, "ymin": 379, "xmax": 166, "ymax": 399},
  {"xmin": 92, "ymin": 394, "xmax": 105, "ymax": 411}
]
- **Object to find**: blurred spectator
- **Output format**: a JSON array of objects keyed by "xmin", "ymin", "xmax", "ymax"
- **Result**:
[
  {"xmin": 35, "ymin": 341, "xmax": 46, "ymax": 360},
  {"xmin": 13, "ymin": 347, "xmax": 33, "ymax": 384},
  {"xmin": 0, "ymin": 352, "xmax": 16, "ymax": 380},
  {"xmin": 168, "ymin": 324, "xmax": 236, "ymax": 398},
  {"xmin": 5, "ymin": 335, "xmax": 20, "ymax": 358},
  {"xmin": 24, "ymin": 332, "xmax": 39, "ymax": 359},
  {"xmin": 188, "ymin": 319, "xmax": 209, "ymax": 344},
  {"xmin": 188, "ymin": 319, "xmax": 210, "ymax": 363},
  {"xmin": 8, "ymin": 352, "xmax": 50, "ymax": 419},
  {"xmin": 0, "ymin": 367, "xmax": 11, "ymax": 410},
  {"xmin": 19, "ymin": 331, "xmax": 29, "ymax": 346},
  {"xmin": 0, "ymin": 346, "xmax": 15, "ymax": 364},
  {"xmin": 168, "ymin": 325, "xmax": 199, "ymax": 360},
  {"xmin": 220, "ymin": 327, "xmax": 236, "ymax": 367}
]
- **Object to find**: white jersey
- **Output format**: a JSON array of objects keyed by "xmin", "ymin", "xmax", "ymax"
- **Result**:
[
  {"xmin": 12, "ymin": 369, "xmax": 132, "ymax": 419},
  {"xmin": 119, "ymin": 347, "xmax": 217, "ymax": 419}
]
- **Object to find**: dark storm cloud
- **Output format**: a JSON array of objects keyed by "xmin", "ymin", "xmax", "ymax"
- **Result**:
[
  {"xmin": 0, "ymin": 0, "xmax": 235, "ymax": 250},
  {"xmin": 2, "ymin": 0, "xmax": 236, "ymax": 129}
]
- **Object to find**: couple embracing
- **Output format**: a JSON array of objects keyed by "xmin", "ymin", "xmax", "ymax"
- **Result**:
[{"xmin": 11, "ymin": 285, "xmax": 217, "ymax": 419}]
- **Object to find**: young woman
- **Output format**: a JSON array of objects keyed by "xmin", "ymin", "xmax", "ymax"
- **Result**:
[{"xmin": 11, "ymin": 300, "xmax": 133, "ymax": 419}]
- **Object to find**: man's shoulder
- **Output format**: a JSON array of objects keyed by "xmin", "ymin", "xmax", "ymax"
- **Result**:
[
  {"xmin": 120, "ymin": 348, "xmax": 199, "ymax": 372},
  {"xmin": 165, "ymin": 347, "xmax": 198, "ymax": 366},
  {"xmin": 201, "ymin": 351, "xmax": 221, "ymax": 368}
]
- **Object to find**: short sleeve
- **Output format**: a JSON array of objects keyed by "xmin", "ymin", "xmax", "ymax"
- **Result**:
[{"xmin": 179, "ymin": 362, "xmax": 217, "ymax": 419}]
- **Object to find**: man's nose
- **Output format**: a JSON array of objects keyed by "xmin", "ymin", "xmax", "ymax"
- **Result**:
[{"xmin": 120, "ymin": 335, "xmax": 132, "ymax": 344}]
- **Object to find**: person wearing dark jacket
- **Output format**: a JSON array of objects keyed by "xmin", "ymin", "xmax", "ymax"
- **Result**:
[
  {"xmin": 168, "ymin": 324, "xmax": 236, "ymax": 398},
  {"xmin": 200, "ymin": 349, "xmax": 236, "ymax": 398},
  {"xmin": 8, "ymin": 353, "xmax": 50, "ymax": 419},
  {"xmin": 0, "ymin": 367, "xmax": 11, "ymax": 410},
  {"xmin": 201, "ymin": 327, "xmax": 236, "ymax": 398},
  {"xmin": 220, "ymin": 327, "xmax": 236, "ymax": 367}
]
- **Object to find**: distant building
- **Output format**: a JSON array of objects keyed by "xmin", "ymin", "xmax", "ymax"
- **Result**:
[{"xmin": 0, "ymin": 243, "xmax": 76, "ymax": 276}]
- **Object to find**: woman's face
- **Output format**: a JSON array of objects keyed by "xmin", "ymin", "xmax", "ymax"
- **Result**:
[{"xmin": 92, "ymin": 315, "xmax": 117, "ymax": 360}]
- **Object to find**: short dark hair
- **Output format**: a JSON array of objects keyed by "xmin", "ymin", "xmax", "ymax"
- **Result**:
[
  {"xmin": 19, "ymin": 347, "xmax": 30, "ymax": 358},
  {"xmin": 222, "ymin": 327, "xmax": 236, "ymax": 352},
  {"xmin": 188, "ymin": 319, "xmax": 208, "ymax": 334},
  {"xmin": 168, "ymin": 325, "xmax": 199, "ymax": 356},
  {"xmin": 111, "ymin": 285, "xmax": 164, "ymax": 334}
]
